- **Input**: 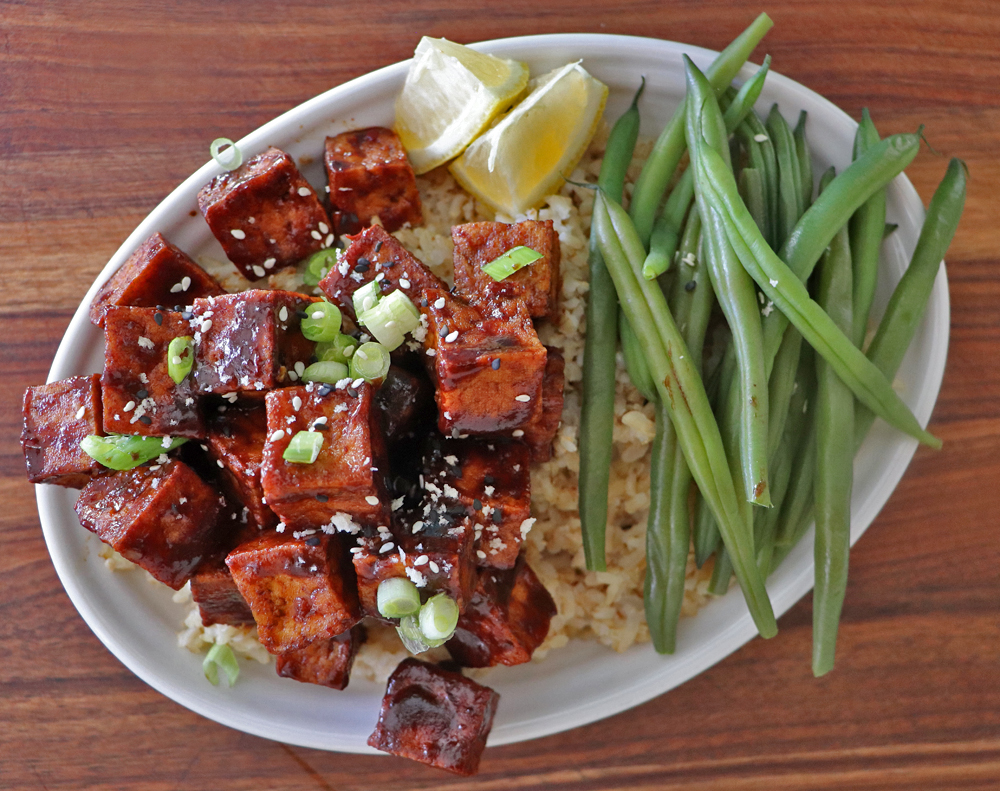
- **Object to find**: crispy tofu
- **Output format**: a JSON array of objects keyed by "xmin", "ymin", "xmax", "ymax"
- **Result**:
[
  {"xmin": 451, "ymin": 220, "xmax": 561, "ymax": 320},
  {"xmin": 421, "ymin": 287, "xmax": 546, "ymax": 437},
  {"xmin": 324, "ymin": 127, "xmax": 422, "ymax": 235},
  {"xmin": 318, "ymin": 225, "xmax": 445, "ymax": 322},
  {"xmin": 190, "ymin": 290, "xmax": 317, "ymax": 394},
  {"xmin": 191, "ymin": 561, "xmax": 256, "ymax": 627},
  {"xmin": 22, "ymin": 374, "xmax": 104, "ymax": 488},
  {"xmin": 89, "ymin": 232, "xmax": 224, "ymax": 327},
  {"xmin": 75, "ymin": 459, "xmax": 223, "ymax": 589},
  {"xmin": 446, "ymin": 555, "xmax": 556, "ymax": 667},
  {"xmin": 275, "ymin": 624, "xmax": 365, "ymax": 690},
  {"xmin": 520, "ymin": 347, "xmax": 565, "ymax": 462},
  {"xmin": 260, "ymin": 383, "xmax": 390, "ymax": 530},
  {"xmin": 197, "ymin": 147, "xmax": 331, "ymax": 281},
  {"xmin": 102, "ymin": 306, "xmax": 204, "ymax": 437},
  {"xmin": 226, "ymin": 531, "xmax": 361, "ymax": 654},
  {"xmin": 368, "ymin": 657, "xmax": 500, "ymax": 776}
]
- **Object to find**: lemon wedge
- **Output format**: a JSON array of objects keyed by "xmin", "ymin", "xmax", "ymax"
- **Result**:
[
  {"xmin": 449, "ymin": 62, "xmax": 608, "ymax": 217},
  {"xmin": 395, "ymin": 38, "xmax": 529, "ymax": 175}
]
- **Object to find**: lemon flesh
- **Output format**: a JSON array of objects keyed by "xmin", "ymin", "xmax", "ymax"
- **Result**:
[
  {"xmin": 449, "ymin": 62, "xmax": 608, "ymax": 217},
  {"xmin": 395, "ymin": 38, "xmax": 529, "ymax": 175}
]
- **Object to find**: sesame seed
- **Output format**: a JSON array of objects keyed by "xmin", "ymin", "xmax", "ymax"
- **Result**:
[
  {"xmin": 379, "ymin": 542, "xmax": 395, "ymax": 553},
  {"xmin": 200, "ymin": 319, "xmax": 213, "ymax": 333},
  {"xmin": 136, "ymin": 389, "xmax": 149, "ymax": 400},
  {"xmin": 491, "ymin": 358, "xmax": 501, "ymax": 370},
  {"xmin": 294, "ymin": 361, "xmax": 305, "ymax": 376},
  {"xmin": 292, "ymin": 396, "xmax": 302, "ymax": 411},
  {"xmin": 298, "ymin": 186, "xmax": 312, "ymax": 197},
  {"xmin": 181, "ymin": 276, "xmax": 191, "ymax": 291},
  {"xmin": 247, "ymin": 217, "xmax": 255, "ymax": 224},
  {"xmin": 399, "ymin": 278, "xmax": 410, "ymax": 289},
  {"xmin": 426, "ymin": 348, "xmax": 436, "ymax": 357},
  {"xmin": 269, "ymin": 430, "xmax": 285, "ymax": 442},
  {"xmin": 316, "ymin": 494, "xmax": 329, "ymax": 502},
  {"xmin": 169, "ymin": 282, "xmax": 183, "ymax": 293},
  {"xmin": 492, "ymin": 508, "xmax": 503, "ymax": 524},
  {"xmin": 515, "ymin": 394, "xmax": 531, "ymax": 402},
  {"xmin": 253, "ymin": 265, "xmax": 265, "ymax": 278},
  {"xmin": 318, "ymin": 222, "xmax": 329, "ymax": 234},
  {"xmin": 412, "ymin": 521, "xmax": 424, "ymax": 534},
  {"xmin": 139, "ymin": 415, "xmax": 152, "ymax": 426},
  {"xmin": 445, "ymin": 330, "xmax": 458, "ymax": 343},
  {"xmin": 473, "ymin": 499, "xmax": 482, "ymax": 511},
  {"xmin": 217, "ymin": 459, "xmax": 224, "ymax": 468},
  {"xmin": 428, "ymin": 561, "xmax": 440, "ymax": 574},
  {"xmin": 277, "ymin": 305, "xmax": 289, "ymax": 323},
  {"xmin": 351, "ymin": 377, "xmax": 364, "ymax": 389},
  {"xmin": 310, "ymin": 230, "xmax": 322, "ymax": 240},
  {"xmin": 512, "ymin": 429, "xmax": 524, "ymax": 438},
  {"xmin": 754, "ymin": 133, "xmax": 769, "ymax": 143},
  {"xmin": 415, "ymin": 554, "xmax": 429, "ymax": 566},
  {"xmin": 123, "ymin": 401, "xmax": 136, "ymax": 412},
  {"xmin": 230, "ymin": 229, "xmax": 246, "ymax": 239},
  {"xmin": 685, "ymin": 280, "xmax": 696, "ymax": 292},
  {"xmin": 477, "ymin": 550, "xmax": 487, "ymax": 559},
  {"xmin": 153, "ymin": 312, "xmax": 163, "ymax": 326},
  {"xmin": 75, "ymin": 406, "xmax": 85, "ymax": 419},
  {"xmin": 324, "ymin": 234, "xmax": 334, "ymax": 247},
  {"xmin": 264, "ymin": 257, "xmax": 276, "ymax": 269},
  {"xmin": 366, "ymin": 495, "xmax": 380, "ymax": 506}
]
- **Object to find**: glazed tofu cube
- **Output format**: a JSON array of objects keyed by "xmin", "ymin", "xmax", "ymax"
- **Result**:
[
  {"xmin": 352, "ymin": 509, "xmax": 477, "ymax": 617},
  {"xmin": 75, "ymin": 459, "xmax": 223, "ymax": 589},
  {"xmin": 198, "ymin": 147, "xmax": 332, "ymax": 281},
  {"xmin": 206, "ymin": 402, "xmax": 278, "ymax": 530},
  {"xmin": 373, "ymin": 365, "xmax": 435, "ymax": 446},
  {"xmin": 324, "ymin": 127, "xmax": 422, "ymax": 236},
  {"xmin": 226, "ymin": 531, "xmax": 361, "ymax": 654},
  {"xmin": 421, "ymin": 287, "xmax": 546, "ymax": 437},
  {"xmin": 260, "ymin": 383, "xmax": 390, "ymax": 530},
  {"xmin": 318, "ymin": 225, "xmax": 445, "ymax": 322},
  {"xmin": 21, "ymin": 374, "xmax": 104, "ymax": 488},
  {"xmin": 446, "ymin": 555, "xmax": 556, "ymax": 667},
  {"xmin": 275, "ymin": 624, "xmax": 365, "ymax": 690},
  {"xmin": 191, "ymin": 561, "xmax": 256, "ymax": 627},
  {"xmin": 520, "ymin": 347, "xmax": 565, "ymax": 463},
  {"xmin": 368, "ymin": 658, "xmax": 500, "ymax": 776},
  {"xmin": 424, "ymin": 437, "xmax": 531, "ymax": 570},
  {"xmin": 89, "ymin": 233, "xmax": 224, "ymax": 327},
  {"xmin": 452, "ymin": 220, "xmax": 561, "ymax": 320},
  {"xmin": 102, "ymin": 306, "xmax": 204, "ymax": 437},
  {"xmin": 191, "ymin": 290, "xmax": 317, "ymax": 394}
]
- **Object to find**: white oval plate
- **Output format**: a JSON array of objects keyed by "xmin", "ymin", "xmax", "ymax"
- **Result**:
[{"xmin": 37, "ymin": 33, "xmax": 948, "ymax": 753}]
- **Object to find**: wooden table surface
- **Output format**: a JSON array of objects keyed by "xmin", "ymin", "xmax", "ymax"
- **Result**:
[{"xmin": 3, "ymin": 1, "xmax": 998, "ymax": 788}]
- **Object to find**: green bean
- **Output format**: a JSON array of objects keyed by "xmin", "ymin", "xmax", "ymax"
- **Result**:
[
  {"xmin": 767, "ymin": 104, "xmax": 804, "ymax": 251},
  {"xmin": 812, "ymin": 198, "xmax": 855, "ymax": 677},
  {"xmin": 849, "ymin": 109, "xmax": 886, "ymax": 347},
  {"xmin": 630, "ymin": 13, "xmax": 774, "ymax": 244},
  {"xmin": 772, "ymin": 422, "xmax": 817, "ymax": 567},
  {"xmin": 793, "ymin": 110, "xmax": 813, "ymax": 211},
  {"xmin": 579, "ymin": 82, "xmax": 643, "ymax": 571},
  {"xmin": 686, "ymin": 57, "xmax": 770, "ymax": 505},
  {"xmin": 709, "ymin": 546, "xmax": 734, "ymax": 595},
  {"xmin": 594, "ymin": 193, "xmax": 777, "ymax": 638},
  {"xmin": 692, "ymin": 133, "xmax": 940, "ymax": 449},
  {"xmin": 855, "ymin": 157, "xmax": 967, "ymax": 445},
  {"xmin": 724, "ymin": 55, "xmax": 772, "ymax": 132},
  {"xmin": 620, "ymin": 311, "xmax": 657, "ymax": 402},
  {"xmin": 642, "ymin": 215, "xmax": 680, "ymax": 280},
  {"xmin": 736, "ymin": 113, "xmax": 779, "ymax": 249},
  {"xmin": 738, "ymin": 167, "xmax": 768, "ymax": 239},
  {"xmin": 645, "ymin": 400, "xmax": 679, "ymax": 652},
  {"xmin": 765, "ymin": 324, "xmax": 805, "ymax": 459}
]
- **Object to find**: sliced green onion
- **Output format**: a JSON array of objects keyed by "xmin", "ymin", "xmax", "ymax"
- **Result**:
[
  {"xmin": 282, "ymin": 430, "xmax": 323, "ymax": 464},
  {"xmin": 302, "ymin": 248, "xmax": 340, "ymax": 288},
  {"xmin": 377, "ymin": 578, "xmax": 421, "ymax": 619},
  {"xmin": 353, "ymin": 280, "xmax": 381, "ymax": 319},
  {"xmin": 418, "ymin": 593, "xmax": 460, "ymax": 642},
  {"xmin": 301, "ymin": 360, "xmax": 350, "ymax": 384},
  {"xmin": 80, "ymin": 434, "xmax": 188, "ymax": 470},
  {"xmin": 300, "ymin": 300, "xmax": 342, "ymax": 342},
  {"xmin": 357, "ymin": 290, "xmax": 420, "ymax": 350},
  {"xmin": 350, "ymin": 341, "xmax": 391, "ymax": 383},
  {"xmin": 396, "ymin": 614, "xmax": 447, "ymax": 654},
  {"xmin": 316, "ymin": 333, "xmax": 359, "ymax": 364},
  {"xmin": 210, "ymin": 138, "xmax": 243, "ymax": 172},
  {"xmin": 481, "ymin": 245, "xmax": 542, "ymax": 281},
  {"xmin": 167, "ymin": 336, "xmax": 195, "ymax": 384},
  {"xmin": 203, "ymin": 642, "xmax": 240, "ymax": 687}
]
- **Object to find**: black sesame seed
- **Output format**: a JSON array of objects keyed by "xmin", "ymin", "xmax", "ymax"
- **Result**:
[
  {"xmin": 173, "ymin": 305, "xmax": 183, "ymax": 312},
  {"xmin": 685, "ymin": 280, "xmax": 697, "ymax": 292},
  {"xmin": 491, "ymin": 358, "xmax": 501, "ymax": 370},
  {"xmin": 473, "ymin": 498, "xmax": 482, "ymax": 511},
  {"xmin": 316, "ymin": 494, "xmax": 329, "ymax": 502},
  {"xmin": 438, "ymin": 324, "xmax": 449, "ymax": 338},
  {"xmin": 136, "ymin": 389, "xmax": 149, "ymax": 400},
  {"xmin": 419, "ymin": 297, "xmax": 428, "ymax": 308},
  {"xmin": 155, "ymin": 305, "xmax": 167, "ymax": 311},
  {"xmin": 138, "ymin": 415, "xmax": 152, "ymax": 426},
  {"xmin": 354, "ymin": 263, "xmax": 369, "ymax": 273},
  {"xmin": 305, "ymin": 536, "xmax": 322, "ymax": 546},
  {"xmin": 380, "ymin": 279, "xmax": 392, "ymax": 291},
  {"xmin": 181, "ymin": 311, "xmax": 193, "ymax": 320},
  {"xmin": 154, "ymin": 312, "xmax": 163, "ymax": 326},
  {"xmin": 317, "ymin": 383, "xmax": 334, "ymax": 397},
  {"xmin": 347, "ymin": 388, "xmax": 358, "ymax": 398},
  {"xmin": 374, "ymin": 240, "xmax": 383, "ymax": 252},
  {"xmin": 222, "ymin": 425, "xmax": 232, "ymax": 438},
  {"xmin": 313, "ymin": 422, "xmax": 329, "ymax": 431},
  {"xmin": 492, "ymin": 507, "xmax": 503, "ymax": 525},
  {"xmin": 484, "ymin": 475, "xmax": 496, "ymax": 486},
  {"xmin": 296, "ymin": 309, "xmax": 309, "ymax": 319},
  {"xmin": 357, "ymin": 256, "xmax": 370, "ymax": 267}
]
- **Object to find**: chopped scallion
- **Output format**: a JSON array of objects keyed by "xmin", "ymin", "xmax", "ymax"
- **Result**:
[
  {"xmin": 300, "ymin": 300, "xmax": 342, "ymax": 342},
  {"xmin": 210, "ymin": 138, "xmax": 243, "ymax": 172},
  {"xmin": 352, "ymin": 281, "xmax": 381, "ymax": 319},
  {"xmin": 302, "ymin": 248, "xmax": 340, "ymax": 287},
  {"xmin": 356, "ymin": 290, "xmax": 420, "ymax": 351},
  {"xmin": 316, "ymin": 333, "xmax": 358, "ymax": 364},
  {"xmin": 481, "ymin": 245, "xmax": 542, "ymax": 281},
  {"xmin": 203, "ymin": 643, "xmax": 240, "ymax": 686},
  {"xmin": 349, "ymin": 341, "xmax": 390, "ymax": 383},
  {"xmin": 80, "ymin": 434, "xmax": 188, "ymax": 470},
  {"xmin": 377, "ymin": 578, "xmax": 421, "ymax": 619},
  {"xmin": 396, "ymin": 614, "xmax": 447, "ymax": 654},
  {"xmin": 166, "ymin": 336, "xmax": 195, "ymax": 384},
  {"xmin": 418, "ymin": 593, "xmax": 460, "ymax": 642},
  {"xmin": 301, "ymin": 360, "xmax": 350, "ymax": 384},
  {"xmin": 282, "ymin": 430, "xmax": 323, "ymax": 464}
]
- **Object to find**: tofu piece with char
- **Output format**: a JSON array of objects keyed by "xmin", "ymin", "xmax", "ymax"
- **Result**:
[
  {"xmin": 206, "ymin": 401, "xmax": 278, "ymax": 530},
  {"xmin": 373, "ymin": 365, "xmax": 434, "ymax": 446},
  {"xmin": 352, "ymin": 508, "xmax": 477, "ymax": 618},
  {"xmin": 75, "ymin": 459, "xmax": 223, "ymax": 589},
  {"xmin": 226, "ymin": 531, "xmax": 361, "ymax": 654},
  {"xmin": 191, "ymin": 290, "xmax": 317, "ymax": 394},
  {"xmin": 520, "ymin": 346, "xmax": 565, "ymax": 462},
  {"xmin": 318, "ymin": 225, "xmax": 445, "ymax": 323},
  {"xmin": 102, "ymin": 306, "xmax": 204, "ymax": 437},
  {"xmin": 451, "ymin": 220, "xmax": 561, "ymax": 321},
  {"xmin": 22, "ymin": 375, "xmax": 104, "ymax": 488},
  {"xmin": 446, "ymin": 555, "xmax": 556, "ymax": 667},
  {"xmin": 421, "ymin": 287, "xmax": 546, "ymax": 437},
  {"xmin": 368, "ymin": 657, "xmax": 500, "ymax": 776},
  {"xmin": 198, "ymin": 147, "xmax": 331, "ymax": 281},
  {"xmin": 424, "ymin": 437, "xmax": 531, "ymax": 570},
  {"xmin": 191, "ymin": 561, "xmax": 256, "ymax": 627},
  {"xmin": 260, "ymin": 383, "xmax": 390, "ymax": 530},
  {"xmin": 89, "ymin": 232, "xmax": 224, "ymax": 327},
  {"xmin": 275, "ymin": 624, "xmax": 365, "ymax": 690},
  {"xmin": 324, "ymin": 127, "xmax": 422, "ymax": 236}
]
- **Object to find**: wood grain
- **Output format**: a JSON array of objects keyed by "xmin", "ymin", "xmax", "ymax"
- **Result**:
[{"xmin": 2, "ymin": 1, "xmax": 999, "ymax": 788}]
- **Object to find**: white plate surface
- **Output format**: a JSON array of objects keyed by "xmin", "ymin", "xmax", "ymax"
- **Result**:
[{"xmin": 37, "ymin": 34, "xmax": 948, "ymax": 753}]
